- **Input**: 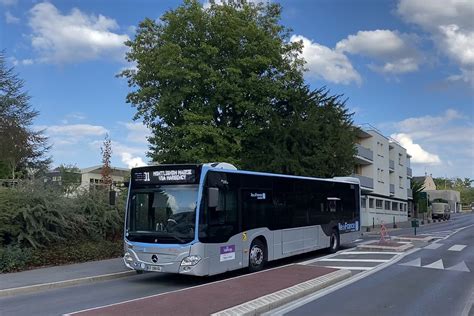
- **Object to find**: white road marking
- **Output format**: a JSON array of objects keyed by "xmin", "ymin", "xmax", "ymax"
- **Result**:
[
  {"xmin": 448, "ymin": 244, "xmax": 467, "ymax": 251},
  {"xmin": 399, "ymin": 258, "xmax": 421, "ymax": 267},
  {"xmin": 323, "ymin": 266, "xmax": 373, "ymax": 271},
  {"xmin": 265, "ymin": 247, "xmax": 421, "ymax": 316},
  {"xmin": 423, "ymin": 259, "xmax": 444, "ymax": 270},
  {"xmin": 424, "ymin": 243, "xmax": 443, "ymax": 250},
  {"xmin": 319, "ymin": 258, "xmax": 390, "ymax": 263},
  {"xmin": 341, "ymin": 251, "xmax": 402, "ymax": 255},
  {"xmin": 353, "ymin": 239, "xmax": 363, "ymax": 242},
  {"xmin": 446, "ymin": 261, "xmax": 470, "ymax": 273}
]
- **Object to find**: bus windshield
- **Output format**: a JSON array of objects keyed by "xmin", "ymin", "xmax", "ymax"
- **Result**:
[{"xmin": 126, "ymin": 185, "xmax": 198, "ymax": 244}]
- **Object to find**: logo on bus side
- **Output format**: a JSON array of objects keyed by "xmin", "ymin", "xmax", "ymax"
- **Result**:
[
  {"xmin": 250, "ymin": 192, "xmax": 266, "ymax": 200},
  {"xmin": 220, "ymin": 245, "xmax": 236, "ymax": 262},
  {"xmin": 338, "ymin": 221, "xmax": 359, "ymax": 232}
]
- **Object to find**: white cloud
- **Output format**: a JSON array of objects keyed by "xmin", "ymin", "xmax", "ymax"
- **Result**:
[
  {"xmin": 336, "ymin": 30, "xmax": 421, "ymax": 75},
  {"xmin": 395, "ymin": 109, "xmax": 463, "ymax": 134},
  {"xmin": 397, "ymin": 0, "xmax": 474, "ymax": 83},
  {"xmin": 121, "ymin": 152, "xmax": 147, "ymax": 169},
  {"xmin": 28, "ymin": 2, "xmax": 129, "ymax": 64},
  {"xmin": 11, "ymin": 57, "xmax": 34, "ymax": 66},
  {"xmin": 387, "ymin": 108, "xmax": 474, "ymax": 178},
  {"xmin": 43, "ymin": 124, "xmax": 108, "ymax": 137},
  {"xmin": 291, "ymin": 35, "xmax": 362, "ymax": 85},
  {"xmin": 120, "ymin": 122, "xmax": 151, "ymax": 144},
  {"xmin": 391, "ymin": 133, "xmax": 441, "ymax": 164},
  {"xmin": 5, "ymin": 11, "xmax": 19, "ymax": 24}
]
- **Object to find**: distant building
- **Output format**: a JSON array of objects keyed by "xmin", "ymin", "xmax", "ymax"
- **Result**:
[
  {"xmin": 412, "ymin": 175, "xmax": 437, "ymax": 191},
  {"xmin": 352, "ymin": 125, "xmax": 412, "ymax": 227},
  {"xmin": 80, "ymin": 165, "xmax": 130, "ymax": 190}
]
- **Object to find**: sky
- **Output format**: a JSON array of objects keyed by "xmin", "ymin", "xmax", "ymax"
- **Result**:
[{"xmin": 1, "ymin": 0, "xmax": 473, "ymax": 179}]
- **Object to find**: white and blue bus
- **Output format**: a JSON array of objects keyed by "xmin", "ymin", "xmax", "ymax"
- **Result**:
[{"xmin": 123, "ymin": 163, "xmax": 360, "ymax": 276}]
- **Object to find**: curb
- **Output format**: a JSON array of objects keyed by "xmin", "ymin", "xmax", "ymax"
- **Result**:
[
  {"xmin": 392, "ymin": 236, "xmax": 436, "ymax": 242},
  {"xmin": 0, "ymin": 270, "xmax": 135, "ymax": 298},
  {"xmin": 356, "ymin": 242, "xmax": 414, "ymax": 252},
  {"xmin": 211, "ymin": 269, "xmax": 351, "ymax": 316}
]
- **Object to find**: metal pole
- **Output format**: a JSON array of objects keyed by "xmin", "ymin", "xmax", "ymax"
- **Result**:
[
  {"xmin": 393, "ymin": 216, "xmax": 395, "ymax": 228},
  {"xmin": 373, "ymin": 217, "xmax": 375, "ymax": 229}
]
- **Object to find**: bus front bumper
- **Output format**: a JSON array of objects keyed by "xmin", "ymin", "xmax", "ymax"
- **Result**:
[{"xmin": 123, "ymin": 250, "xmax": 209, "ymax": 276}]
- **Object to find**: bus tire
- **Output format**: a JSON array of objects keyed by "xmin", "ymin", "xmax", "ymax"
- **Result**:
[
  {"xmin": 329, "ymin": 229, "xmax": 340, "ymax": 253},
  {"xmin": 136, "ymin": 270, "xmax": 144, "ymax": 274},
  {"xmin": 249, "ymin": 239, "xmax": 266, "ymax": 273}
]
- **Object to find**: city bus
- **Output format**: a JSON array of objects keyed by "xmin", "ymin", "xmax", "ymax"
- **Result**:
[{"xmin": 123, "ymin": 163, "xmax": 361, "ymax": 276}]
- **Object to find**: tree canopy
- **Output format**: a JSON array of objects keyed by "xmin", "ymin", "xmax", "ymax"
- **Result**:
[
  {"xmin": 0, "ymin": 51, "xmax": 51, "ymax": 179},
  {"xmin": 120, "ymin": 0, "xmax": 355, "ymax": 177}
]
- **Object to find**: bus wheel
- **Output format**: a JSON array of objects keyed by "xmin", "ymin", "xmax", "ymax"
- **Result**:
[
  {"xmin": 329, "ymin": 229, "xmax": 340, "ymax": 253},
  {"xmin": 136, "ymin": 270, "xmax": 144, "ymax": 274},
  {"xmin": 249, "ymin": 239, "xmax": 266, "ymax": 273}
]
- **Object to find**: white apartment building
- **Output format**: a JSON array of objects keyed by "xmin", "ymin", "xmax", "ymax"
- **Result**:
[{"xmin": 353, "ymin": 125, "xmax": 412, "ymax": 227}]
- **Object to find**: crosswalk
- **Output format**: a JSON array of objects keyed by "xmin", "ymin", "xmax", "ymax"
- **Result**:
[
  {"xmin": 418, "ymin": 230, "xmax": 456, "ymax": 240},
  {"xmin": 302, "ymin": 250, "xmax": 402, "ymax": 273}
]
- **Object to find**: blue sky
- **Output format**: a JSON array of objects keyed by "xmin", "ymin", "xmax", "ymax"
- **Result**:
[{"xmin": 1, "ymin": 0, "xmax": 473, "ymax": 179}]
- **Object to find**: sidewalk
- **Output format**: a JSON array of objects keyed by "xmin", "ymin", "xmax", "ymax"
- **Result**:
[
  {"xmin": 0, "ymin": 257, "xmax": 133, "ymax": 296},
  {"xmin": 362, "ymin": 217, "xmax": 434, "ymax": 235},
  {"xmin": 67, "ymin": 264, "xmax": 351, "ymax": 316}
]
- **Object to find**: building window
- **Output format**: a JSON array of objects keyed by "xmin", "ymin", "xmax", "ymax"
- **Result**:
[
  {"xmin": 361, "ymin": 197, "xmax": 367, "ymax": 209},
  {"xmin": 369, "ymin": 198, "xmax": 374, "ymax": 208},
  {"xmin": 377, "ymin": 142, "xmax": 384, "ymax": 157},
  {"xmin": 400, "ymin": 203, "xmax": 404, "ymax": 211},
  {"xmin": 399, "ymin": 176, "xmax": 403, "ymax": 188},
  {"xmin": 385, "ymin": 201, "xmax": 391, "ymax": 210},
  {"xmin": 376, "ymin": 199, "xmax": 383, "ymax": 209},
  {"xmin": 398, "ymin": 153, "xmax": 403, "ymax": 166},
  {"xmin": 377, "ymin": 168, "xmax": 384, "ymax": 183},
  {"xmin": 392, "ymin": 202, "xmax": 398, "ymax": 211}
]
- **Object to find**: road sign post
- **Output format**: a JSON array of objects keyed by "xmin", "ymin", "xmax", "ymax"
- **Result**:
[{"xmin": 411, "ymin": 219, "xmax": 419, "ymax": 236}]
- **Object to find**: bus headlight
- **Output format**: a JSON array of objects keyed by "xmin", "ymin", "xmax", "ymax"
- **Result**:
[
  {"xmin": 124, "ymin": 252, "xmax": 134, "ymax": 264},
  {"xmin": 180, "ymin": 255, "xmax": 201, "ymax": 266}
]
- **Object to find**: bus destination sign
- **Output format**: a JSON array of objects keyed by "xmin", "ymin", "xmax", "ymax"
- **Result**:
[{"xmin": 133, "ymin": 167, "xmax": 197, "ymax": 185}]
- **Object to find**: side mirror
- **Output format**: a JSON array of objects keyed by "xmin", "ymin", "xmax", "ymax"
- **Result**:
[{"xmin": 208, "ymin": 187, "xmax": 219, "ymax": 208}]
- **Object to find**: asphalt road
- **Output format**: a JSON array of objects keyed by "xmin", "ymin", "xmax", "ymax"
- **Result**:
[
  {"xmin": 0, "ymin": 213, "xmax": 471, "ymax": 316},
  {"xmin": 0, "ymin": 244, "xmax": 340, "ymax": 316},
  {"xmin": 283, "ymin": 213, "xmax": 474, "ymax": 316}
]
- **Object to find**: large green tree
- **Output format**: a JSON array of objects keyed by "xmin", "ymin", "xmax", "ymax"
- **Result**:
[
  {"xmin": 120, "ymin": 0, "xmax": 355, "ymax": 176},
  {"xmin": 0, "ymin": 52, "xmax": 51, "ymax": 179}
]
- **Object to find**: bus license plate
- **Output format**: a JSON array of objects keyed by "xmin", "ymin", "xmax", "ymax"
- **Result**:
[{"xmin": 147, "ymin": 265, "xmax": 162, "ymax": 272}]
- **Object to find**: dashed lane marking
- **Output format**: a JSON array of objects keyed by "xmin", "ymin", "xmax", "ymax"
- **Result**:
[
  {"xmin": 446, "ymin": 261, "xmax": 470, "ymax": 272},
  {"xmin": 448, "ymin": 244, "xmax": 467, "ymax": 251},
  {"xmin": 319, "ymin": 258, "xmax": 390, "ymax": 263},
  {"xmin": 323, "ymin": 266, "xmax": 372, "ymax": 271},
  {"xmin": 423, "ymin": 259, "xmax": 444, "ymax": 270},
  {"xmin": 399, "ymin": 258, "xmax": 421, "ymax": 267},
  {"xmin": 340, "ymin": 251, "xmax": 402, "ymax": 255},
  {"xmin": 424, "ymin": 243, "xmax": 443, "ymax": 250}
]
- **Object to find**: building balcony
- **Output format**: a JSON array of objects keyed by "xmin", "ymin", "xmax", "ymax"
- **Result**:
[
  {"xmin": 352, "ymin": 174, "xmax": 374, "ymax": 191},
  {"xmin": 354, "ymin": 144, "xmax": 373, "ymax": 165},
  {"xmin": 390, "ymin": 184, "xmax": 395, "ymax": 195},
  {"xmin": 389, "ymin": 159, "xmax": 395, "ymax": 172},
  {"xmin": 407, "ymin": 188, "xmax": 413, "ymax": 199},
  {"xmin": 407, "ymin": 167, "xmax": 412, "ymax": 178}
]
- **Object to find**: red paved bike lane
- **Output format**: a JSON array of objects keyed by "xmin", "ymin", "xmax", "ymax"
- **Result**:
[{"xmin": 69, "ymin": 264, "xmax": 338, "ymax": 316}]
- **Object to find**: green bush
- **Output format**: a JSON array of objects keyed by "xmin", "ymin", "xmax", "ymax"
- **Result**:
[
  {"xmin": 0, "ymin": 245, "xmax": 33, "ymax": 272},
  {"xmin": 0, "ymin": 182, "xmax": 127, "ymax": 249}
]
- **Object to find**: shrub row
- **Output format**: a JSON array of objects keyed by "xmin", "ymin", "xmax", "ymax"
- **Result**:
[{"xmin": 0, "ymin": 181, "xmax": 127, "ymax": 273}]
